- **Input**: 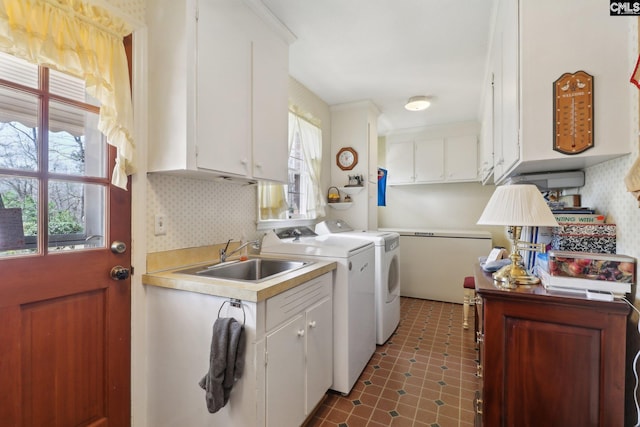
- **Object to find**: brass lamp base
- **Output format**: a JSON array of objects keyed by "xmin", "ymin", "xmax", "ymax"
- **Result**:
[
  {"xmin": 492, "ymin": 245, "xmax": 541, "ymax": 289},
  {"xmin": 492, "ymin": 264, "xmax": 540, "ymax": 289}
]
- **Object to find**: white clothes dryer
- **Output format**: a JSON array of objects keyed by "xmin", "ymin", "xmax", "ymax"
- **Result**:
[
  {"xmin": 261, "ymin": 226, "xmax": 376, "ymax": 395},
  {"xmin": 315, "ymin": 220, "xmax": 401, "ymax": 345}
]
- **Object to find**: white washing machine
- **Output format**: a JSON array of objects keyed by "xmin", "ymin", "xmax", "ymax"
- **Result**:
[
  {"xmin": 315, "ymin": 220, "xmax": 401, "ymax": 345},
  {"xmin": 261, "ymin": 226, "xmax": 376, "ymax": 395}
]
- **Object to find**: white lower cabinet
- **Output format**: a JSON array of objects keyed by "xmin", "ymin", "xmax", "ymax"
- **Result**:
[
  {"xmin": 144, "ymin": 270, "xmax": 333, "ymax": 427},
  {"xmin": 265, "ymin": 274, "xmax": 333, "ymax": 427},
  {"xmin": 305, "ymin": 298, "xmax": 333, "ymax": 412},
  {"xmin": 266, "ymin": 314, "xmax": 306, "ymax": 427}
]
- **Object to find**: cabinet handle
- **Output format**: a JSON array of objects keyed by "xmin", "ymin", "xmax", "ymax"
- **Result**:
[
  {"xmin": 309, "ymin": 320, "xmax": 317, "ymax": 328},
  {"xmin": 241, "ymin": 158, "xmax": 248, "ymax": 165},
  {"xmin": 297, "ymin": 329, "xmax": 305, "ymax": 337},
  {"xmin": 476, "ymin": 332, "xmax": 484, "ymax": 343},
  {"xmin": 255, "ymin": 162, "xmax": 262, "ymax": 168}
]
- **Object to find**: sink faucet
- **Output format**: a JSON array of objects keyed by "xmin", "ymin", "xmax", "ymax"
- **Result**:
[{"xmin": 219, "ymin": 239, "xmax": 261, "ymax": 263}]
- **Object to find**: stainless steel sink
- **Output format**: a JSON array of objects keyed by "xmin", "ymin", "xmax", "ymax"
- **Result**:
[{"xmin": 175, "ymin": 258, "xmax": 312, "ymax": 282}]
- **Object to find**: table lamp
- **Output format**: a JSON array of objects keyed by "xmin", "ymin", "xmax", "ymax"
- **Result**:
[{"xmin": 477, "ymin": 184, "xmax": 559, "ymax": 288}]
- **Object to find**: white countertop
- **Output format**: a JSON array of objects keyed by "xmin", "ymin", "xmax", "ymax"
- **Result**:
[{"xmin": 142, "ymin": 257, "xmax": 336, "ymax": 302}]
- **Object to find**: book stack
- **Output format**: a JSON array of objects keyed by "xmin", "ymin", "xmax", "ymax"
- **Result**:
[
  {"xmin": 552, "ymin": 207, "xmax": 602, "ymax": 223},
  {"xmin": 553, "ymin": 212, "xmax": 605, "ymax": 225},
  {"xmin": 549, "ymin": 208, "xmax": 614, "ymax": 253}
]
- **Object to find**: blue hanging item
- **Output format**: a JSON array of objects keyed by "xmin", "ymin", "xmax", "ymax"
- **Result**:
[{"xmin": 378, "ymin": 168, "xmax": 387, "ymax": 206}]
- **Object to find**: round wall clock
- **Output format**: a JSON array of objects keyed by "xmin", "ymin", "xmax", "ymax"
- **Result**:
[{"xmin": 337, "ymin": 147, "xmax": 358, "ymax": 171}]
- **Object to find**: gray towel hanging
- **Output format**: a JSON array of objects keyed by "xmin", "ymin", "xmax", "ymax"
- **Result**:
[{"xmin": 198, "ymin": 316, "xmax": 246, "ymax": 413}]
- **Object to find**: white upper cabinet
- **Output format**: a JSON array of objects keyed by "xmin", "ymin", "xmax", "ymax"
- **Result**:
[
  {"xmin": 147, "ymin": 0, "xmax": 293, "ymax": 182},
  {"xmin": 415, "ymin": 139, "xmax": 445, "ymax": 182},
  {"xmin": 479, "ymin": 76, "xmax": 494, "ymax": 183},
  {"xmin": 386, "ymin": 124, "xmax": 479, "ymax": 185},
  {"xmin": 445, "ymin": 135, "xmax": 480, "ymax": 181},
  {"xmin": 385, "ymin": 139, "xmax": 414, "ymax": 184},
  {"xmin": 252, "ymin": 33, "xmax": 290, "ymax": 181},
  {"xmin": 491, "ymin": 0, "xmax": 519, "ymax": 182},
  {"xmin": 484, "ymin": 0, "xmax": 632, "ymax": 184}
]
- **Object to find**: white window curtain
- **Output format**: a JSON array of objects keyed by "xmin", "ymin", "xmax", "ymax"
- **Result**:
[
  {"xmin": 0, "ymin": 0, "xmax": 135, "ymax": 190},
  {"xmin": 258, "ymin": 182, "xmax": 287, "ymax": 220},
  {"xmin": 295, "ymin": 113, "xmax": 325, "ymax": 218}
]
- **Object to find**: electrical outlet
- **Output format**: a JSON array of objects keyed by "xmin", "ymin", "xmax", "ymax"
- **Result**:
[{"xmin": 154, "ymin": 214, "xmax": 166, "ymax": 236}]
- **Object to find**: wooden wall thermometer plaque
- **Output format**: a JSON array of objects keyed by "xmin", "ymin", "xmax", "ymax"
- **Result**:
[{"xmin": 553, "ymin": 71, "xmax": 594, "ymax": 155}]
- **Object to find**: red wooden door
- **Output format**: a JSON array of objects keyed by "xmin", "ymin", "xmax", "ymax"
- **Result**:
[{"xmin": 0, "ymin": 51, "xmax": 131, "ymax": 426}]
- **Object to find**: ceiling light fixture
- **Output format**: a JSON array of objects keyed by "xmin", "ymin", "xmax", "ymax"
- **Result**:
[{"xmin": 404, "ymin": 96, "xmax": 431, "ymax": 111}]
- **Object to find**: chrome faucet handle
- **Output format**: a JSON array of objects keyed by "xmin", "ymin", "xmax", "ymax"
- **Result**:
[{"xmin": 219, "ymin": 239, "xmax": 233, "ymax": 262}]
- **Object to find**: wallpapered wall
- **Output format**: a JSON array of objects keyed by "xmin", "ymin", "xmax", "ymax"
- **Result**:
[{"xmin": 146, "ymin": 174, "xmax": 258, "ymax": 253}]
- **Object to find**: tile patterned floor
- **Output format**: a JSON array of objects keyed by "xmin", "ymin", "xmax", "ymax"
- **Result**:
[{"xmin": 306, "ymin": 297, "xmax": 480, "ymax": 427}]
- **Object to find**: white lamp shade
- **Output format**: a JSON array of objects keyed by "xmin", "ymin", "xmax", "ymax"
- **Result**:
[{"xmin": 477, "ymin": 184, "xmax": 559, "ymax": 227}]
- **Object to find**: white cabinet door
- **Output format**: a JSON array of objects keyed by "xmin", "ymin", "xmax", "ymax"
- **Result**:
[
  {"xmin": 196, "ymin": 0, "xmax": 251, "ymax": 176},
  {"xmin": 491, "ymin": 0, "xmax": 506, "ymax": 180},
  {"xmin": 491, "ymin": 0, "xmax": 520, "ymax": 182},
  {"xmin": 415, "ymin": 139, "xmax": 445, "ymax": 182},
  {"xmin": 305, "ymin": 296, "xmax": 333, "ymax": 415},
  {"xmin": 252, "ymin": 30, "xmax": 289, "ymax": 182},
  {"xmin": 266, "ymin": 314, "xmax": 306, "ymax": 427},
  {"xmin": 479, "ymin": 78, "xmax": 494, "ymax": 182},
  {"xmin": 445, "ymin": 135, "xmax": 478, "ymax": 181},
  {"xmin": 386, "ymin": 140, "xmax": 415, "ymax": 184},
  {"xmin": 498, "ymin": 0, "xmax": 519, "ymax": 180}
]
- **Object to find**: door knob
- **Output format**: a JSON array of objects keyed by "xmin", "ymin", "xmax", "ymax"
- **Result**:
[
  {"xmin": 110, "ymin": 240, "xmax": 127, "ymax": 254},
  {"xmin": 110, "ymin": 266, "xmax": 130, "ymax": 281}
]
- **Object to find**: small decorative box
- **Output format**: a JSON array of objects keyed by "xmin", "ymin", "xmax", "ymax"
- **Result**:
[
  {"xmin": 550, "ymin": 223, "xmax": 616, "ymax": 254},
  {"xmin": 548, "ymin": 250, "xmax": 636, "ymax": 284}
]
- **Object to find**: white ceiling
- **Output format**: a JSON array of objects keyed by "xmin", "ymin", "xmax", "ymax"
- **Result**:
[{"xmin": 261, "ymin": 0, "xmax": 497, "ymax": 135}]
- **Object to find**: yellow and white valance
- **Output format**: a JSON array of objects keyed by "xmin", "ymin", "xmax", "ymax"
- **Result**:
[{"xmin": 0, "ymin": 0, "xmax": 134, "ymax": 189}]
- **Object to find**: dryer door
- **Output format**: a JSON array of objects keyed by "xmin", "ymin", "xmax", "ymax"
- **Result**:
[{"xmin": 387, "ymin": 254, "xmax": 400, "ymax": 302}]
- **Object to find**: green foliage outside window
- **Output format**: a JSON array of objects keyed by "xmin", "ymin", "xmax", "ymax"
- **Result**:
[{"xmin": 1, "ymin": 191, "xmax": 83, "ymax": 235}]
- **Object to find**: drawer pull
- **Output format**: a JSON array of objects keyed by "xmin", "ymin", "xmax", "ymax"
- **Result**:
[
  {"xmin": 297, "ymin": 329, "xmax": 305, "ymax": 337},
  {"xmin": 309, "ymin": 320, "xmax": 317, "ymax": 328}
]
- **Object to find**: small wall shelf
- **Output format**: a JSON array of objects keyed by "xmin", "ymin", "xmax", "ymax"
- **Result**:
[
  {"xmin": 328, "ymin": 202, "xmax": 353, "ymax": 210},
  {"xmin": 339, "ymin": 186, "xmax": 364, "ymax": 195}
]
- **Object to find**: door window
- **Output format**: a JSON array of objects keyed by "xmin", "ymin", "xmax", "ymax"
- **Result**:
[{"xmin": 0, "ymin": 52, "xmax": 107, "ymax": 256}]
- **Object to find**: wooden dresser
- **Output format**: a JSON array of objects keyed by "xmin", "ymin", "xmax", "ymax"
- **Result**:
[{"xmin": 473, "ymin": 264, "xmax": 629, "ymax": 427}]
